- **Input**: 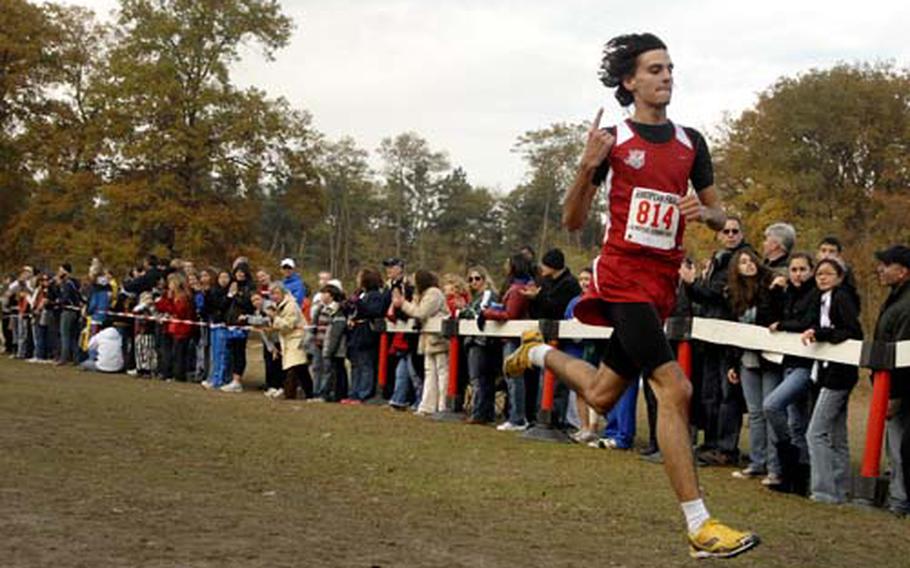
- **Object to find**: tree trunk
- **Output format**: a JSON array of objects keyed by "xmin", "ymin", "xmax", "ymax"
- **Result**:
[{"xmin": 538, "ymin": 195, "xmax": 551, "ymax": 257}]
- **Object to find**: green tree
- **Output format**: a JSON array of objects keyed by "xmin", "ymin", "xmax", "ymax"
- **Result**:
[
  {"xmin": 312, "ymin": 136, "xmax": 379, "ymax": 278},
  {"xmin": 431, "ymin": 167, "xmax": 503, "ymax": 270},
  {"xmin": 504, "ymin": 122, "xmax": 601, "ymax": 256},
  {"xmin": 377, "ymin": 132, "xmax": 449, "ymax": 265}
]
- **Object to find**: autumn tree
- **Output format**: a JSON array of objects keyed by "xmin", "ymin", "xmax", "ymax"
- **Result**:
[
  {"xmin": 0, "ymin": 0, "xmax": 60, "ymax": 248},
  {"xmin": 714, "ymin": 62, "xmax": 910, "ymax": 322}
]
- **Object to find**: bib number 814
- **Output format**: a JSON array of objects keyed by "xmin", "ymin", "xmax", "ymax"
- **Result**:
[
  {"xmin": 625, "ymin": 187, "xmax": 680, "ymax": 250},
  {"xmin": 635, "ymin": 200, "xmax": 675, "ymax": 230}
]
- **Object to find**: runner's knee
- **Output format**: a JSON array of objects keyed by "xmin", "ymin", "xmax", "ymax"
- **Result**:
[{"xmin": 650, "ymin": 364, "xmax": 691, "ymax": 409}]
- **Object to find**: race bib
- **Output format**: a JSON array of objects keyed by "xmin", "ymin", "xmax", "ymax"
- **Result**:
[{"xmin": 625, "ymin": 187, "xmax": 680, "ymax": 250}]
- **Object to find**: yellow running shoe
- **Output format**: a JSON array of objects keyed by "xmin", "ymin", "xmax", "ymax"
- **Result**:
[
  {"xmin": 503, "ymin": 329, "xmax": 545, "ymax": 377},
  {"xmin": 688, "ymin": 518, "xmax": 760, "ymax": 559}
]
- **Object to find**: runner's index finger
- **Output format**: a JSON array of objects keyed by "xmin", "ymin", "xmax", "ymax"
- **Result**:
[{"xmin": 590, "ymin": 107, "xmax": 604, "ymax": 131}]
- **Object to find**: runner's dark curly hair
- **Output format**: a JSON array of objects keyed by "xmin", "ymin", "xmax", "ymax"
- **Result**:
[{"xmin": 598, "ymin": 33, "xmax": 667, "ymax": 107}]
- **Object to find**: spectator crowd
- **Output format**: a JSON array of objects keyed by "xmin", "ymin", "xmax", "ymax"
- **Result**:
[{"xmin": 2, "ymin": 224, "xmax": 910, "ymax": 518}]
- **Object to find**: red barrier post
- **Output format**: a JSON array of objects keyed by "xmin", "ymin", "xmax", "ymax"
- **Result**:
[
  {"xmin": 523, "ymin": 340, "xmax": 569, "ymax": 442},
  {"xmin": 447, "ymin": 335, "xmax": 460, "ymax": 401},
  {"xmin": 676, "ymin": 340, "xmax": 692, "ymax": 380},
  {"xmin": 377, "ymin": 332, "xmax": 389, "ymax": 391},
  {"xmin": 861, "ymin": 370, "xmax": 892, "ymax": 478},
  {"xmin": 539, "ymin": 341, "xmax": 559, "ymax": 413}
]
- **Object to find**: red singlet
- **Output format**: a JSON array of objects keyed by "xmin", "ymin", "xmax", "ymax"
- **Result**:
[{"xmin": 575, "ymin": 119, "xmax": 697, "ymax": 326}]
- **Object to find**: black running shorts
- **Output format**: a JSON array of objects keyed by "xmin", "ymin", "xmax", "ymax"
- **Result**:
[{"xmin": 598, "ymin": 302, "xmax": 676, "ymax": 380}]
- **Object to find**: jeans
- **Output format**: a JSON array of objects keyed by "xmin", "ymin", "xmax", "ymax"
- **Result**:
[
  {"xmin": 323, "ymin": 357, "xmax": 348, "ymax": 401},
  {"xmin": 764, "ymin": 366, "xmax": 812, "ymax": 464},
  {"xmin": 309, "ymin": 349, "xmax": 326, "ymax": 398},
  {"xmin": 16, "ymin": 314, "xmax": 31, "ymax": 359},
  {"xmin": 741, "ymin": 365, "xmax": 782, "ymax": 474},
  {"xmin": 603, "ymin": 378, "xmax": 639, "ymax": 448},
  {"xmin": 32, "ymin": 321, "xmax": 49, "ymax": 360},
  {"xmin": 390, "ymin": 354, "xmax": 421, "ymax": 407},
  {"xmin": 349, "ymin": 348, "xmax": 377, "ymax": 400},
  {"xmin": 195, "ymin": 326, "xmax": 210, "ymax": 381},
  {"xmin": 467, "ymin": 344, "xmax": 494, "ymax": 421},
  {"xmin": 503, "ymin": 341, "xmax": 527, "ymax": 426},
  {"xmin": 807, "ymin": 387, "xmax": 851, "ymax": 503},
  {"xmin": 209, "ymin": 327, "xmax": 229, "ymax": 387},
  {"xmin": 717, "ymin": 364, "xmax": 744, "ymax": 456},
  {"xmin": 44, "ymin": 311, "xmax": 59, "ymax": 360},
  {"xmin": 698, "ymin": 344, "xmax": 726, "ymax": 448},
  {"xmin": 887, "ymin": 400, "xmax": 910, "ymax": 514}
]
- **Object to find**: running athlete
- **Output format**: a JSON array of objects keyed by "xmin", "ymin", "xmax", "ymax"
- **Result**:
[{"xmin": 504, "ymin": 33, "xmax": 761, "ymax": 559}]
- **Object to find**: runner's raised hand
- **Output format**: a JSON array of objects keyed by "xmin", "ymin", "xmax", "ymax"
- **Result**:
[{"xmin": 581, "ymin": 108, "xmax": 614, "ymax": 169}]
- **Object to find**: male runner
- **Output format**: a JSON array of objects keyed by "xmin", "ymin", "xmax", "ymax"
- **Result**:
[{"xmin": 504, "ymin": 33, "xmax": 760, "ymax": 559}]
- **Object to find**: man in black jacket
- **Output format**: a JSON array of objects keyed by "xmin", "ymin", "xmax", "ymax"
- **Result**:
[
  {"xmin": 526, "ymin": 248, "xmax": 582, "ymax": 321},
  {"xmin": 874, "ymin": 245, "xmax": 910, "ymax": 517},
  {"xmin": 123, "ymin": 255, "xmax": 165, "ymax": 295},
  {"xmin": 680, "ymin": 217, "xmax": 751, "ymax": 465},
  {"xmin": 524, "ymin": 248, "xmax": 582, "ymax": 427}
]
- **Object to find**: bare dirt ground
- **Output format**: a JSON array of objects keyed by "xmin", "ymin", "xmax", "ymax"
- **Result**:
[{"xmin": 1, "ymin": 356, "xmax": 907, "ymax": 567}]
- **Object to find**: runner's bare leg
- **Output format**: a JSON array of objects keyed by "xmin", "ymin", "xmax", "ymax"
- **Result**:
[
  {"xmin": 540, "ymin": 350, "xmax": 632, "ymax": 413},
  {"xmin": 542, "ymin": 350, "xmax": 699, "ymax": 502},
  {"xmin": 648, "ymin": 361, "xmax": 699, "ymax": 501}
]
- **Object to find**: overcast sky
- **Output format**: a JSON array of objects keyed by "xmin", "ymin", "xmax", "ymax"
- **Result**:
[{"xmin": 63, "ymin": 0, "xmax": 910, "ymax": 192}]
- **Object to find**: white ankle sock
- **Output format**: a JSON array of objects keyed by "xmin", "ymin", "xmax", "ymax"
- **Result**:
[
  {"xmin": 681, "ymin": 498, "xmax": 710, "ymax": 534},
  {"xmin": 528, "ymin": 344, "xmax": 553, "ymax": 368}
]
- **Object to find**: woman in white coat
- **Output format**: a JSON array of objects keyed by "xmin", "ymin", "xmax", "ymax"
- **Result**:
[
  {"xmin": 393, "ymin": 270, "xmax": 449, "ymax": 415},
  {"xmin": 268, "ymin": 282, "xmax": 308, "ymax": 399}
]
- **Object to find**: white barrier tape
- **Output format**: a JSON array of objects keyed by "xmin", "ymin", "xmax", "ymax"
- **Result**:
[
  {"xmin": 690, "ymin": 318, "xmax": 863, "ymax": 367},
  {"xmin": 97, "ymin": 310, "xmax": 254, "ymax": 331},
  {"xmin": 386, "ymin": 316, "xmax": 909, "ymax": 369},
  {"xmin": 897, "ymin": 342, "xmax": 910, "ymax": 369}
]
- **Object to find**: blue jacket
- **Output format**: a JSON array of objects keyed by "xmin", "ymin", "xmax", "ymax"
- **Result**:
[
  {"xmin": 283, "ymin": 272, "xmax": 307, "ymax": 306},
  {"xmin": 87, "ymin": 285, "xmax": 111, "ymax": 322}
]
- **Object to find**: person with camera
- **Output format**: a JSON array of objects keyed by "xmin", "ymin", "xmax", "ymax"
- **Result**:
[
  {"xmin": 263, "ymin": 281, "xmax": 308, "ymax": 400},
  {"xmin": 249, "ymin": 291, "xmax": 284, "ymax": 398}
]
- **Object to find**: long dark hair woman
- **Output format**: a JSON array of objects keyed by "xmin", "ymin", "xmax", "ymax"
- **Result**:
[
  {"xmin": 801, "ymin": 257, "xmax": 863, "ymax": 505},
  {"xmin": 725, "ymin": 248, "xmax": 784, "ymax": 485},
  {"xmin": 765, "ymin": 252, "xmax": 817, "ymax": 494},
  {"xmin": 483, "ymin": 253, "xmax": 535, "ymax": 432},
  {"xmin": 220, "ymin": 263, "xmax": 254, "ymax": 393},
  {"xmin": 344, "ymin": 267, "xmax": 387, "ymax": 403}
]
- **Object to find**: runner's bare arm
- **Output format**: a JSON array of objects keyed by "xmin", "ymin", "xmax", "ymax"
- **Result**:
[
  {"xmin": 678, "ymin": 186, "xmax": 725, "ymax": 232},
  {"xmin": 563, "ymin": 108, "xmax": 614, "ymax": 231}
]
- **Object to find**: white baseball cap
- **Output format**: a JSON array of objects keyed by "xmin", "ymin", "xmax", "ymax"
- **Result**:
[{"xmin": 280, "ymin": 258, "xmax": 296, "ymax": 269}]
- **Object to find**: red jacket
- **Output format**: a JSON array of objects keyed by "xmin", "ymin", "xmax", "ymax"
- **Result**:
[
  {"xmin": 155, "ymin": 294, "xmax": 196, "ymax": 340},
  {"xmin": 482, "ymin": 281, "xmax": 530, "ymax": 321}
]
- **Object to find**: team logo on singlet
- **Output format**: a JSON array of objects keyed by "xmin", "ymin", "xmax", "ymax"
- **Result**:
[{"xmin": 624, "ymin": 149, "xmax": 646, "ymax": 170}]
